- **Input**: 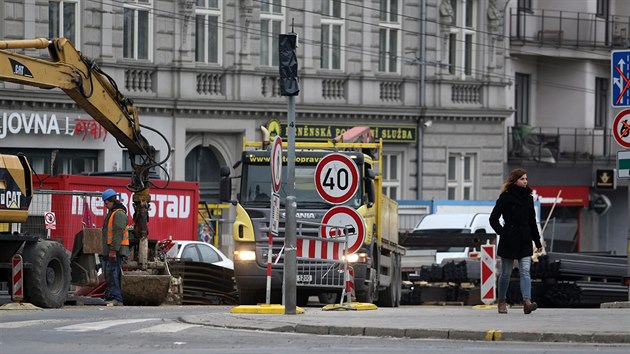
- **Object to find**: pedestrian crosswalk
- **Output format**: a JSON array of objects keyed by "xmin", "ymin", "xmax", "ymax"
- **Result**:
[{"xmin": 0, "ymin": 318, "xmax": 203, "ymax": 334}]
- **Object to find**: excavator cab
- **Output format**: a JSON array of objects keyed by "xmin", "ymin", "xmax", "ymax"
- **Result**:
[{"xmin": 0, "ymin": 154, "xmax": 33, "ymax": 223}]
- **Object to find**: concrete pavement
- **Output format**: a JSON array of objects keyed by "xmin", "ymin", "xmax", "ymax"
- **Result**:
[{"xmin": 181, "ymin": 304, "xmax": 630, "ymax": 344}]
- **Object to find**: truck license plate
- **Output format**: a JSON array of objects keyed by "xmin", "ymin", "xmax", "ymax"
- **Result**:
[{"xmin": 296, "ymin": 274, "xmax": 313, "ymax": 283}]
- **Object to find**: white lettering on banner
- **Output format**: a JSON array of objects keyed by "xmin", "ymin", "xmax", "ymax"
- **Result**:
[
  {"xmin": 71, "ymin": 194, "xmax": 191, "ymax": 219},
  {"xmin": 0, "ymin": 111, "xmax": 108, "ymax": 141}
]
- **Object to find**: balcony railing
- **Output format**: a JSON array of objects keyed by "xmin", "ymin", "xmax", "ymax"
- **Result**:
[
  {"xmin": 510, "ymin": 8, "xmax": 630, "ymax": 49},
  {"xmin": 508, "ymin": 125, "xmax": 616, "ymax": 164}
]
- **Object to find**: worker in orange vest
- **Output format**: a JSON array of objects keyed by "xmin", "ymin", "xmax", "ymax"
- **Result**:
[{"xmin": 100, "ymin": 189, "xmax": 130, "ymax": 306}]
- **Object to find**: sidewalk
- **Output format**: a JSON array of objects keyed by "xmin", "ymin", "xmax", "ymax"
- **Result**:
[{"xmin": 181, "ymin": 304, "xmax": 630, "ymax": 344}]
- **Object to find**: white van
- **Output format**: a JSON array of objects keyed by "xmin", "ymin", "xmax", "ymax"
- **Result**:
[{"xmin": 412, "ymin": 213, "xmax": 495, "ymax": 264}]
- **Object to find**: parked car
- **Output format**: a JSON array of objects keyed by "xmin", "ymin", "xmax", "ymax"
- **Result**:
[
  {"xmin": 164, "ymin": 240, "xmax": 234, "ymax": 270},
  {"xmin": 411, "ymin": 213, "xmax": 495, "ymax": 264}
]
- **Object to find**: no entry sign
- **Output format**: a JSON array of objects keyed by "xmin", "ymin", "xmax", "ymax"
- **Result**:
[
  {"xmin": 319, "ymin": 205, "xmax": 366, "ymax": 255},
  {"xmin": 314, "ymin": 153, "xmax": 359, "ymax": 205}
]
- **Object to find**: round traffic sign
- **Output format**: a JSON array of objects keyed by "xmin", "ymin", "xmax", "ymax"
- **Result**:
[
  {"xmin": 314, "ymin": 153, "xmax": 359, "ymax": 205},
  {"xmin": 613, "ymin": 108, "xmax": 630, "ymax": 148},
  {"xmin": 320, "ymin": 206, "xmax": 365, "ymax": 255},
  {"xmin": 271, "ymin": 135, "xmax": 283, "ymax": 193}
]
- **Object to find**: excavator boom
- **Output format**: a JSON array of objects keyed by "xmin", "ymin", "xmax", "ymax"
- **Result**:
[
  {"xmin": 0, "ymin": 37, "xmax": 157, "ymax": 237},
  {"xmin": 0, "ymin": 38, "xmax": 170, "ymax": 305}
]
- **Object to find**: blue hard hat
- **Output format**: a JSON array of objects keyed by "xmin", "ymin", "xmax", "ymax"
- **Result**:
[{"xmin": 102, "ymin": 189, "xmax": 117, "ymax": 201}]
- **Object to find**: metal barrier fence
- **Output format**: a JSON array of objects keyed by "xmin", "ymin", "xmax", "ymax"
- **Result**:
[
  {"xmin": 4, "ymin": 190, "xmax": 102, "ymax": 250},
  {"xmin": 268, "ymin": 219, "xmax": 353, "ymax": 305}
]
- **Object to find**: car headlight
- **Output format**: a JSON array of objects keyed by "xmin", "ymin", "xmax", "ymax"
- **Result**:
[{"xmin": 234, "ymin": 250, "xmax": 256, "ymax": 261}]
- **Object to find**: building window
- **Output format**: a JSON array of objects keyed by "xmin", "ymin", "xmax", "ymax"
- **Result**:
[
  {"xmin": 448, "ymin": 0, "xmax": 476, "ymax": 78},
  {"xmin": 378, "ymin": 0, "xmax": 400, "ymax": 73},
  {"xmin": 595, "ymin": 77, "xmax": 608, "ymax": 129},
  {"xmin": 260, "ymin": 0, "xmax": 284, "ymax": 67},
  {"xmin": 515, "ymin": 72, "xmax": 530, "ymax": 125},
  {"xmin": 185, "ymin": 145, "xmax": 221, "ymax": 203},
  {"xmin": 596, "ymin": 0, "xmax": 609, "ymax": 18},
  {"xmin": 49, "ymin": 0, "xmax": 79, "ymax": 46},
  {"xmin": 447, "ymin": 152, "xmax": 475, "ymax": 200},
  {"xmin": 195, "ymin": 0, "xmax": 222, "ymax": 64},
  {"xmin": 123, "ymin": 0, "xmax": 153, "ymax": 60},
  {"xmin": 321, "ymin": 0, "xmax": 344, "ymax": 70},
  {"xmin": 381, "ymin": 153, "xmax": 401, "ymax": 199},
  {"xmin": 517, "ymin": 0, "xmax": 532, "ymax": 12}
]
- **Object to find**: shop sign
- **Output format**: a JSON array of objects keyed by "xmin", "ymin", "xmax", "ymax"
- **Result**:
[
  {"xmin": 266, "ymin": 119, "xmax": 417, "ymax": 143},
  {"xmin": 0, "ymin": 111, "xmax": 108, "ymax": 141},
  {"xmin": 531, "ymin": 186, "xmax": 590, "ymax": 207}
]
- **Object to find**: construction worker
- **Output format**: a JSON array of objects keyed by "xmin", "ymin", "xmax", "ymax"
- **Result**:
[{"xmin": 100, "ymin": 188, "xmax": 130, "ymax": 306}]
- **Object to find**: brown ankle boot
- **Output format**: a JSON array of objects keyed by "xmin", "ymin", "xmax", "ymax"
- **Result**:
[
  {"xmin": 523, "ymin": 299, "xmax": 538, "ymax": 314},
  {"xmin": 497, "ymin": 299, "xmax": 508, "ymax": 314}
]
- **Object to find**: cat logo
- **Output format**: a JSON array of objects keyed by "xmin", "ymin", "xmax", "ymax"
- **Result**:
[{"xmin": 9, "ymin": 58, "xmax": 33, "ymax": 78}]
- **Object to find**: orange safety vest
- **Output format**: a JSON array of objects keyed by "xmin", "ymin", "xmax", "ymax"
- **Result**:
[{"xmin": 106, "ymin": 209, "xmax": 129, "ymax": 246}]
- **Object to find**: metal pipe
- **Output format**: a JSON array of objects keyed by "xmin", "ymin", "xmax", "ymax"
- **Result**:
[{"xmin": 0, "ymin": 38, "xmax": 49, "ymax": 50}]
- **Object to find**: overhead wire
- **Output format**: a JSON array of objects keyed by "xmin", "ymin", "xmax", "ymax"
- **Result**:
[{"xmin": 78, "ymin": 0, "xmax": 614, "ymax": 95}]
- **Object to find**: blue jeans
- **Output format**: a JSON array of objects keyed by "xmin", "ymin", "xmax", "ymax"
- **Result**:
[
  {"xmin": 498, "ymin": 256, "xmax": 532, "ymax": 301},
  {"xmin": 99, "ymin": 255, "xmax": 123, "ymax": 302}
]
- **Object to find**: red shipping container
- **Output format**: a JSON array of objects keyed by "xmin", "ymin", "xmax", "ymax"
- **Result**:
[{"xmin": 34, "ymin": 174, "xmax": 199, "ymax": 250}]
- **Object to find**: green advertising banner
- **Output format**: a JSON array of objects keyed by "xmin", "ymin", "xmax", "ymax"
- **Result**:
[{"xmin": 266, "ymin": 119, "xmax": 417, "ymax": 143}]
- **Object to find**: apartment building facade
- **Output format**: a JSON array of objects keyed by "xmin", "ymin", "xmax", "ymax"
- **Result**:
[
  {"xmin": 0, "ymin": 0, "xmax": 509, "ymax": 248},
  {"xmin": 505, "ymin": 0, "xmax": 630, "ymax": 254}
]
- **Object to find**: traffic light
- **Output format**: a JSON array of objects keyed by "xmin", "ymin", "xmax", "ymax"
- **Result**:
[{"xmin": 278, "ymin": 33, "xmax": 299, "ymax": 96}]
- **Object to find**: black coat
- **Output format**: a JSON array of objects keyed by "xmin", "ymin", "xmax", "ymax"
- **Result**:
[{"xmin": 489, "ymin": 185, "xmax": 542, "ymax": 259}]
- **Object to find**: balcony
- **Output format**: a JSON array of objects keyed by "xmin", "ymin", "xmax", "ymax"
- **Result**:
[
  {"xmin": 510, "ymin": 8, "xmax": 630, "ymax": 50},
  {"xmin": 508, "ymin": 125, "xmax": 616, "ymax": 164}
]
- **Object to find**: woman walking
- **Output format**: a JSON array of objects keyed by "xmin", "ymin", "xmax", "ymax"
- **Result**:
[{"xmin": 490, "ymin": 168, "xmax": 543, "ymax": 314}]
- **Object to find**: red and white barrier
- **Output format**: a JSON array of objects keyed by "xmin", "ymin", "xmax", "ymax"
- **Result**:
[
  {"xmin": 480, "ymin": 242, "xmax": 496, "ymax": 305},
  {"xmin": 12, "ymin": 254, "xmax": 24, "ymax": 302},
  {"xmin": 344, "ymin": 265, "xmax": 356, "ymax": 303}
]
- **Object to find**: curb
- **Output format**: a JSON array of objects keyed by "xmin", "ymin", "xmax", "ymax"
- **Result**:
[{"xmin": 180, "ymin": 316, "xmax": 630, "ymax": 344}]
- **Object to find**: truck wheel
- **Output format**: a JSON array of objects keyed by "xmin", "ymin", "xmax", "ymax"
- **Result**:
[
  {"xmin": 393, "ymin": 253, "xmax": 402, "ymax": 307},
  {"xmin": 318, "ymin": 292, "xmax": 338, "ymax": 304},
  {"xmin": 357, "ymin": 265, "xmax": 377, "ymax": 303},
  {"xmin": 377, "ymin": 255, "xmax": 397, "ymax": 307},
  {"xmin": 23, "ymin": 240, "xmax": 71, "ymax": 308}
]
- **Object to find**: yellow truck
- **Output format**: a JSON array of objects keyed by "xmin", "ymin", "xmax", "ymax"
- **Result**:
[{"xmin": 220, "ymin": 128, "xmax": 404, "ymax": 306}]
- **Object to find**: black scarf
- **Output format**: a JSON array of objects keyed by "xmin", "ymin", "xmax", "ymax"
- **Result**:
[{"xmin": 508, "ymin": 184, "xmax": 532, "ymax": 204}]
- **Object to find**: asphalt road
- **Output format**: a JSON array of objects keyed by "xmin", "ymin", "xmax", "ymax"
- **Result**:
[{"xmin": 1, "ymin": 304, "xmax": 630, "ymax": 354}]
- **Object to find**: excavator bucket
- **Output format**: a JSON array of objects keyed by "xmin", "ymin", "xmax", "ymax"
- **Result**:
[{"xmin": 121, "ymin": 271, "xmax": 171, "ymax": 306}]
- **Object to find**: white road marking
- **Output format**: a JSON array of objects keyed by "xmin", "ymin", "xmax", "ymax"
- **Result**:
[
  {"xmin": 55, "ymin": 318, "xmax": 158, "ymax": 332},
  {"xmin": 133, "ymin": 322, "xmax": 200, "ymax": 333},
  {"xmin": 0, "ymin": 319, "xmax": 66, "ymax": 329}
]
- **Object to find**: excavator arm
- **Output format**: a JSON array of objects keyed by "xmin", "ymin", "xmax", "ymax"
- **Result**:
[{"xmin": 0, "ymin": 37, "xmax": 158, "ymax": 239}]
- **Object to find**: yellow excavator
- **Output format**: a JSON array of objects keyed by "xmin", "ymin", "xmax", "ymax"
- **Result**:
[{"xmin": 0, "ymin": 38, "xmax": 171, "ymax": 307}]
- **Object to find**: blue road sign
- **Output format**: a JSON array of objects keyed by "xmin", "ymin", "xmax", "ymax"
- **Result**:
[{"xmin": 612, "ymin": 50, "xmax": 630, "ymax": 108}]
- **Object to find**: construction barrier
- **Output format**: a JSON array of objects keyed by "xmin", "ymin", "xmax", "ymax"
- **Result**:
[
  {"xmin": 260, "ymin": 220, "xmax": 351, "ymax": 305},
  {"xmin": 480, "ymin": 242, "xmax": 496, "ymax": 305},
  {"xmin": 11, "ymin": 254, "xmax": 23, "ymax": 302}
]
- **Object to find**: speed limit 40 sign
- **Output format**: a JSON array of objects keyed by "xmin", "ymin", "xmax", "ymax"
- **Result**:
[{"xmin": 314, "ymin": 153, "xmax": 360, "ymax": 205}]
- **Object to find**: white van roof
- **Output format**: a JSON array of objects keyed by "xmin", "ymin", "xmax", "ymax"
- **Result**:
[{"xmin": 413, "ymin": 213, "xmax": 492, "ymax": 232}]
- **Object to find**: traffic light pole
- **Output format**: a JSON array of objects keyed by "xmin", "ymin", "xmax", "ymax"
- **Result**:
[{"xmin": 278, "ymin": 31, "xmax": 299, "ymax": 314}]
